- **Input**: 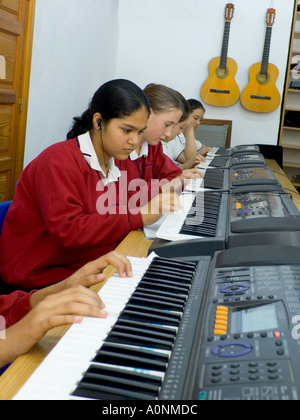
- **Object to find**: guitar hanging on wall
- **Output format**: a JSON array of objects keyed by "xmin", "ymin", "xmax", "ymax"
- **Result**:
[
  {"xmin": 241, "ymin": 8, "xmax": 281, "ymax": 113},
  {"xmin": 200, "ymin": 3, "xmax": 240, "ymax": 107}
]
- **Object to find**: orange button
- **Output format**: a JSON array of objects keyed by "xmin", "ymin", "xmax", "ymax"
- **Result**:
[
  {"xmin": 217, "ymin": 306, "xmax": 229, "ymax": 312},
  {"xmin": 215, "ymin": 313, "xmax": 228, "ymax": 321},
  {"xmin": 215, "ymin": 319, "xmax": 227, "ymax": 326},
  {"xmin": 214, "ymin": 324, "xmax": 227, "ymax": 331},
  {"xmin": 214, "ymin": 329, "xmax": 227, "ymax": 335}
]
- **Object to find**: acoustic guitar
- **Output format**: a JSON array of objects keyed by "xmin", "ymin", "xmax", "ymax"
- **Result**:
[
  {"xmin": 200, "ymin": 3, "xmax": 240, "ymax": 107},
  {"xmin": 241, "ymin": 8, "xmax": 281, "ymax": 113}
]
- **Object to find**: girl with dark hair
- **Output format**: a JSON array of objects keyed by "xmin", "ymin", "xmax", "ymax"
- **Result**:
[
  {"xmin": 67, "ymin": 79, "xmax": 151, "ymax": 140},
  {"xmin": 183, "ymin": 99, "xmax": 213, "ymax": 156},
  {"xmin": 0, "ymin": 79, "xmax": 179, "ymax": 290}
]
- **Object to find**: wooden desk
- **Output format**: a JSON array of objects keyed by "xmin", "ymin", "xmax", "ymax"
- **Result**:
[{"xmin": 1, "ymin": 160, "xmax": 300, "ymax": 400}]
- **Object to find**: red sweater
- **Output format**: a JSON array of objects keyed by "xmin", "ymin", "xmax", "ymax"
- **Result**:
[
  {"xmin": 116, "ymin": 142, "xmax": 182, "ymax": 201},
  {"xmin": 0, "ymin": 290, "xmax": 34, "ymax": 328},
  {"xmin": 0, "ymin": 138, "xmax": 143, "ymax": 289}
]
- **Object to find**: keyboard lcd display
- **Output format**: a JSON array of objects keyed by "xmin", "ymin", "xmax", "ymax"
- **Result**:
[{"xmin": 231, "ymin": 303, "xmax": 279, "ymax": 334}]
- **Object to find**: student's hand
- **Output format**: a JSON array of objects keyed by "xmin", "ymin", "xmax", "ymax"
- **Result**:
[
  {"xmin": 199, "ymin": 144, "xmax": 213, "ymax": 156},
  {"xmin": 182, "ymin": 121, "xmax": 194, "ymax": 136},
  {"xmin": 180, "ymin": 154, "xmax": 206, "ymax": 170},
  {"xmin": 160, "ymin": 169, "xmax": 203, "ymax": 196},
  {"xmin": 30, "ymin": 252, "xmax": 133, "ymax": 309},
  {"xmin": 176, "ymin": 168, "xmax": 204, "ymax": 188},
  {"xmin": 69, "ymin": 251, "xmax": 133, "ymax": 280},
  {"xmin": 32, "ymin": 285, "xmax": 107, "ymax": 327},
  {"xmin": 4, "ymin": 285, "xmax": 108, "ymax": 366},
  {"xmin": 140, "ymin": 191, "xmax": 181, "ymax": 226},
  {"xmin": 181, "ymin": 168, "xmax": 205, "ymax": 178}
]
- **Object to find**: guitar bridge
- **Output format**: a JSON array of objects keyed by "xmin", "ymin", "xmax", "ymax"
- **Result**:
[
  {"xmin": 210, "ymin": 89, "xmax": 230, "ymax": 94},
  {"xmin": 250, "ymin": 95, "xmax": 271, "ymax": 100}
]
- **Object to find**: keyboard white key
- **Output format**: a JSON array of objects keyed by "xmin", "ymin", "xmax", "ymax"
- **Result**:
[
  {"xmin": 197, "ymin": 154, "xmax": 215, "ymax": 170},
  {"xmin": 185, "ymin": 176, "xmax": 205, "ymax": 192},
  {"xmin": 155, "ymin": 193, "xmax": 202, "ymax": 242}
]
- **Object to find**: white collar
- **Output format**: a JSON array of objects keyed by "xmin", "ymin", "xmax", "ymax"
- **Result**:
[
  {"xmin": 77, "ymin": 132, "xmax": 121, "ymax": 185},
  {"xmin": 129, "ymin": 142, "xmax": 149, "ymax": 161}
]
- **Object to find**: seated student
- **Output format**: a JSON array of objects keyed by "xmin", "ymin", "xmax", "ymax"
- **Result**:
[
  {"xmin": 162, "ymin": 103, "xmax": 206, "ymax": 170},
  {"xmin": 163, "ymin": 99, "xmax": 214, "ymax": 170},
  {"xmin": 116, "ymin": 83, "xmax": 203, "ymax": 201},
  {"xmin": 184, "ymin": 99, "xmax": 213, "ymax": 156},
  {"xmin": 0, "ymin": 79, "xmax": 179, "ymax": 290},
  {"xmin": 0, "ymin": 252, "xmax": 132, "ymax": 370}
]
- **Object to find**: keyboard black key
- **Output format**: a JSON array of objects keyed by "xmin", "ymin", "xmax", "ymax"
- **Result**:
[
  {"xmin": 73, "ymin": 363, "xmax": 161, "ymax": 400},
  {"xmin": 93, "ymin": 343, "xmax": 169, "ymax": 370}
]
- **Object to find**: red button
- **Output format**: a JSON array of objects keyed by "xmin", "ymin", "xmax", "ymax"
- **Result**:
[{"xmin": 274, "ymin": 331, "xmax": 281, "ymax": 338}]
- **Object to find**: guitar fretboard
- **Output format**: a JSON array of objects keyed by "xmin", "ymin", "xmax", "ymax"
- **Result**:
[
  {"xmin": 261, "ymin": 26, "xmax": 272, "ymax": 75},
  {"xmin": 220, "ymin": 21, "xmax": 231, "ymax": 68}
]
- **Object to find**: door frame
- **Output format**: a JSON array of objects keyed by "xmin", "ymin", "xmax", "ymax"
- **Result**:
[{"xmin": 15, "ymin": 0, "xmax": 36, "ymax": 185}]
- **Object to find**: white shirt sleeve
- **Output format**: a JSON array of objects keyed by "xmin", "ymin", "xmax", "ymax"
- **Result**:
[
  {"xmin": 162, "ymin": 136, "xmax": 185, "ymax": 162},
  {"xmin": 195, "ymin": 139, "xmax": 203, "ymax": 150}
]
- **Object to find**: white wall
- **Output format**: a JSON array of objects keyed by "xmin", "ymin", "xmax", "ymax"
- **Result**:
[
  {"xmin": 24, "ymin": 0, "xmax": 295, "ymax": 165},
  {"xmin": 24, "ymin": 0, "xmax": 119, "ymax": 166},
  {"xmin": 116, "ymin": 0, "xmax": 295, "ymax": 147}
]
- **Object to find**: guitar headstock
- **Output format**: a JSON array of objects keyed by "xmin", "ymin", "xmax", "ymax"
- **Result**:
[
  {"xmin": 225, "ymin": 3, "xmax": 235, "ymax": 21},
  {"xmin": 266, "ymin": 8, "xmax": 276, "ymax": 27}
]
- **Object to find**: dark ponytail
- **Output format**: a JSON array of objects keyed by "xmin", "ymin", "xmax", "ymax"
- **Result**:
[
  {"xmin": 67, "ymin": 109, "xmax": 94, "ymax": 139},
  {"xmin": 67, "ymin": 79, "xmax": 150, "ymax": 139}
]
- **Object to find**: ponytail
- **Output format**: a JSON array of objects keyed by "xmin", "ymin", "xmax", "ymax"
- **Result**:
[{"xmin": 66, "ymin": 108, "xmax": 94, "ymax": 139}]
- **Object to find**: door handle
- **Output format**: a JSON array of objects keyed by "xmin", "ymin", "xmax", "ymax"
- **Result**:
[{"xmin": 0, "ymin": 55, "xmax": 6, "ymax": 80}]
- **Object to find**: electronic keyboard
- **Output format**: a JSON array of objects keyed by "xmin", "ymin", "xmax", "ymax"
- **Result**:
[
  {"xmin": 198, "ymin": 155, "xmax": 230, "ymax": 169},
  {"xmin": 230, "ymin": 166, "xmax": 280, "ymax": 189},
  {"xmin": 191, "ymin": 245, "xmax": 300, "ymax": 400},
  {"xmin": 155, "ymin": 191, "xmax": 228, "ymax": 252},
  {"xmin": 15, "ymin": 245, "xmax": 300, "ymax": 400},
  {"xmin": 230, "ymin": 191, "xmax": 299, "ymax": 222},
  {"xmin": 231, "ymin": 153, "xmax": 266, "ymax": 167},
  {"xmin": 14, "ymin": 254, "xmax": 211, "ymax": 400},
  {"xmin": 150, "ymin": 188, "xmax": 300, "ymax": 258},
  {"xmin": 215, "ymin": 145, "xmax": 260, "ymax": 156},
  {"xmin": 227, "ymin": 191, "xmax": 300, "ymax": 248},
  {"xmin": 231, "ymin": 144, "xmax": 260, "ymax": 154},
  {"xmin": 199, "ymin": 152, "xmax": 266, "ymax": 171}
]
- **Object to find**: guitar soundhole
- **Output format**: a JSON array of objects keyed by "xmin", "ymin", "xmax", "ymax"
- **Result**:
[
  {"xmin": 216, "ymin": 66, "xmax": 229, "ymax": 79},
  {"xmin": 256, "ymin": 72, "xmax": 270, "ymax": 85}
]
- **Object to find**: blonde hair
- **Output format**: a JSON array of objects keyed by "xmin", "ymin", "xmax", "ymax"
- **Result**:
[{"xmin": 143, "ymin": 83, "xmax": 188, "ymax": 119}]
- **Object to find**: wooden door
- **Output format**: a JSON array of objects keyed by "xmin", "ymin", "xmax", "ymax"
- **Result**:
[{"xmin": 0, "ymin": 0, "xmax": 35, "ymax": 201}]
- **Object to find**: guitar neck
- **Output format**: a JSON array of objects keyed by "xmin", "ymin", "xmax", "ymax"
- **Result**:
[
  {"xmin": 261, "ymin": 26, "xmax": 272, "ymax": 75},
  {"xmin": 220, "ymin": 21, "xmax": 231, "ymax": 69}
]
